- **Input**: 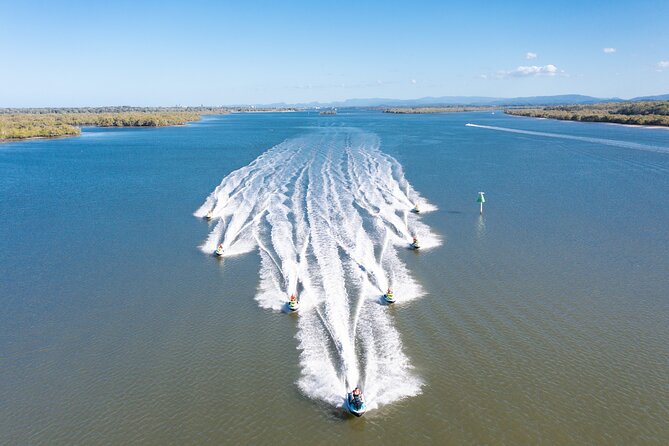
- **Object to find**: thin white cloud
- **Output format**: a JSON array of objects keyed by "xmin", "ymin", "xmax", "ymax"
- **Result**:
[
  {"xmin": 410, "ymin": 79, "xmax": 417, "ymax": 84},
  {"xmin": 603, "ymin": 47, "xmax": 616, "ymax": 54},
  {"xmin": 525, "ymin": 52, "xmax": 537, "ymax": 60},
  {"xmin": 657, "ymin": 60, "xmax": 669, "ymax": 71},
  {"xmin": 497, "ymin": 64, "xmax": 560, "ymax": 78}
]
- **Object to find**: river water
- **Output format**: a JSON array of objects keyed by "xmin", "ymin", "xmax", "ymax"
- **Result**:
[{"xmin": 1, "ymin": 111, "xmax": 668, "ymax": 444}]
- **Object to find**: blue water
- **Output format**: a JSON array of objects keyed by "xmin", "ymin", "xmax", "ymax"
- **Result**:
[{"xmin": 1, "ymin": 111, "xmax": 668, "ymax": 445}]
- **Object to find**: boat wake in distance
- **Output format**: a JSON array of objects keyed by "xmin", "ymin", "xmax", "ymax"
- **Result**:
[
  {"xmin": 465, "ymin": 123, "xmax": 669, "ymax": 153},
  {"xmin": 195, "ymin": 127, "xmax": 440, "ymax": 412}
]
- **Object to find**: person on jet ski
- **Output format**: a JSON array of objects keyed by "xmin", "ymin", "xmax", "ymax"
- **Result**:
[
  {"xmin": 351, "ymin": 387, "xmax": 363, "ymax": 405},
  {"xmin": 386, "ymin": 287, "xmax": 393, "ymax": 295},
  {"xmin": 290, "ymin": 294, "xmax": 297, "ymax": 301}
]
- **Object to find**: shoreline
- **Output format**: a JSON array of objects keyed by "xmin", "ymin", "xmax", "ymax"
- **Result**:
[
  {"xmin": 232, "ymin": 109, "xmax": 296, "ymax": 113},
  {"xmin": 503, "ymin": 101, "xmax": 669, "ymax": 128},
  {"xmin": 384, "ymin": 106, "xmax": 495, "ymax": 114},
  {"xmin": 0, "ymin": 110, "xmax": 300, "ymax": 143},
  {"xmin": 0, "ymin": 122, "xmax": 193, "ymax": 144},
  {"xmin": 0, "ymin": 134, "xmax": 79, "ymax": 144},
  {"xmin": 505, "ymin": 112, "xmax": 669, "ymax": 130}
]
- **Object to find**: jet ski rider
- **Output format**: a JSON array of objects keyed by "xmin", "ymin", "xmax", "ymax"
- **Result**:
[{"xmin": 351, "ymin": 387, "xmax": 363, "ymax": 406}]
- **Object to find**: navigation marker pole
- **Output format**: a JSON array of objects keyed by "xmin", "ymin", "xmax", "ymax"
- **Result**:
[{"xmin": 477, "ymin": 192, "xmax": 486, "ymax": 215}]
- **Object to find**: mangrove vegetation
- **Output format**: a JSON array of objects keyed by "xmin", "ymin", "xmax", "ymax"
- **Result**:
[
  {"xmin": 504, "ymin": 101, "xmax": 669, "ymax": 126},
  {"xmin": 0, "ymin": 106, "xmax": 300, "ymax": 141},
  {"xmin": 0, "ymin": 111, "xmax": 203, "ymax": 140}
]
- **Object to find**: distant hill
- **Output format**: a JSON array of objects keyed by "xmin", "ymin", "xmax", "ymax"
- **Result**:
[
  {"xmin": 334, "ymin": 96, "xmax": 504, "ymax": 107},
  {"xmin": 629, "ymin": 94, "xmax": 669, "ymax": 101},
  {"xmin": 255, "ymin": 94, "xmax": 645, "ymax": 109},
  {"xmin": 257, "ymin": 96, "xmax": 502, "ymax": 108},
  {"xmin": 485, "ymin": 95, "xmax": 620, "ymax": 106}
]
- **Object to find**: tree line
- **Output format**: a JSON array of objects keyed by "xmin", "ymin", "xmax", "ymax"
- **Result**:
[
  {"xmin": 0, "ymin": 112, "xmax": 203, "ymax": 140},
  {"xmin": 504, "ymin": 101, "xmax": 669, "ymax": 126}
]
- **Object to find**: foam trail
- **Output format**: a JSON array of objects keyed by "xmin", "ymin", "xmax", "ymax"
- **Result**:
[
  {"xmin": 196, "ymin": 128, "xmax": 440, "ymax": 411},
  {"xmin": 465, "ymin": 123, "xmax": 669, "ymax": 153}
]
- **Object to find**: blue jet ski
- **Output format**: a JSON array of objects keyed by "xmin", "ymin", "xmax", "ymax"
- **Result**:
[
  {"xmin": 412, "ymin": 204, "xmax": 420, "ymax": 214},
  {"xmin": 383, "ymin": 288, "xmax": 395, "ymax": 304},
  {"xmin": 410, "ymin": 236, "xmax": 421, "ymax": 250},
  {"xmin": 346, "ymin": 388, "xmax": 367, "ymax": 417},
  {"xmin": 288, "ymin": 294, "xmax": 299, "ymax": 312}
]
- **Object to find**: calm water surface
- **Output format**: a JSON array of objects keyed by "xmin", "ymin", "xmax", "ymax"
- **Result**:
[{"xmin": 1, "ymin": 111, "xmax": 668, "ymax": 445}]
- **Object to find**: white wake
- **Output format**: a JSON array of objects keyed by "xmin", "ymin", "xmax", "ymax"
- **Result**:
[
  {"xmin": 465, "ymin": 123, "xmax": 669, "ymax": 153},
  {"xmin": 195, "ymin": 128, "xmax": 439, "ymax": 411}
]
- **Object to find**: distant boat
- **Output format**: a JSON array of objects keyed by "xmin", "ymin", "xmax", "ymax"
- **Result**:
[{"xmin": 320, "ymin": 108, "xmax": 337, "ymax": 115}]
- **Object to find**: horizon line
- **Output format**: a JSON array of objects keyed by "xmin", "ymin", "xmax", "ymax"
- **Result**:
[{"xmin": 2, "ymin": 92, "xmax": 668, "ymax": 109}]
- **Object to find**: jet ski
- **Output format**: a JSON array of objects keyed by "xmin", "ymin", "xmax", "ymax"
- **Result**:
[
  {"xmin": 288, "ymin": 294, "xmax": 299, "ymax": 312},
  {"xmin": 346, "ymin": 388, "xmax": 367, "ymax": 417},
  {"xmin": 214, "ymin": 244, "xmax": 224, "ymax": 256},
  {"xmin": 410, "ymin": 236, "xmax": 421, "ymax": 250},
  {"xmin": 412, "ymin": 203, "xmax": 420, "ymax": 214},
  {"xmin": 205, "ymin": 210, "xmax": 213, "ymax": 220},
  {"xmin": 383, "ymin": 288, "xmax": 395, "ymax": 303}
]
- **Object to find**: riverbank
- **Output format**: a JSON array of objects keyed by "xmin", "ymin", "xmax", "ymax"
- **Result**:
[
  {"xmin": 504, "ymin": 101, "xmax": 669, "ymax": 127},
  {"xmin": 0, "ymin": 107, "xmax": 298, "ymax": 142},
  {"xmin": 0, "ymin": 111, "xmax": 204, "ymax": 141},
  {"xmin": 384, "ymin": 106, "xmax": 495, "ymax": 114}
]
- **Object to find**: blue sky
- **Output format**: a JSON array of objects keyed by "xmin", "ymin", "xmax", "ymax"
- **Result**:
[{"xmin": 1, "ymin": 0, "xmax": 668, "ymax": 106}]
